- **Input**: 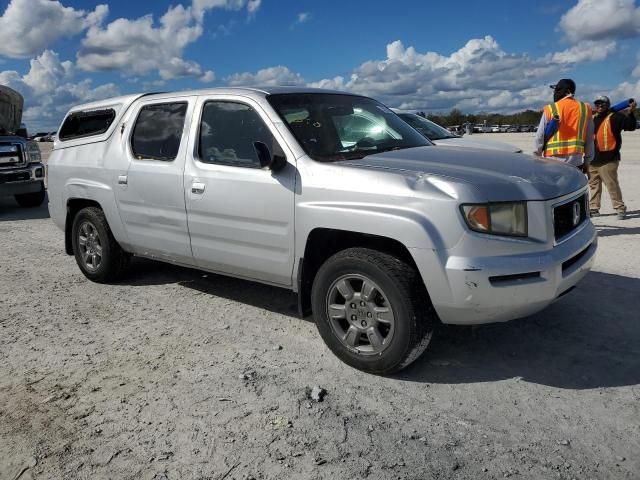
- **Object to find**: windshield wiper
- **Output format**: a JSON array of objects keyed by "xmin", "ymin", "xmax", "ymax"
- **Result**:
[
  {"xmin": 319, "ymin": 152, "xmax": 367, "ymax": 161},
  {"xmin": 321, "ymin": 145, "xmax": 421, "ymax": 162},
  {"xmin": 374, "ymin": 145, "xmax": 407, "ymax": 154}
]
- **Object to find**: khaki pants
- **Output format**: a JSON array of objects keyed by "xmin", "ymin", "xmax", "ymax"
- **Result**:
[{"xmin": 588, "ymin": 161, "xmax": 625, "ymax": 211}]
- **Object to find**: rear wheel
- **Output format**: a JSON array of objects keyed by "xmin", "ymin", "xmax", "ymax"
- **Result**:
[
  {"xmin": 71, "ymin": 207, "xmax": 129, "ymax": 283},
  {"xmin": 311, "ymin": 247, "xmax": 435, "ymax": 374},
  {"xmin": 15, "ymin": 184, "xmax": 45, "ymax": 207}
]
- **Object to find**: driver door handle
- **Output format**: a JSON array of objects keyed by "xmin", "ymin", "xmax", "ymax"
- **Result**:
[{"xmin": 192, "ymin": 182, "xmax": 206, "ymax": 194}]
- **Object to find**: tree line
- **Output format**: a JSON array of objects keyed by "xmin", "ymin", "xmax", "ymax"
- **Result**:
[{"xmin": 415, "ymin": 108, "xmax": 543, "ymax": 127}]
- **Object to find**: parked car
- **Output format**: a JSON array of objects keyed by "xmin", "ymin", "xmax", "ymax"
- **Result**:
[
  {"xmin": 29, "ymin": 132, "xmax": 48, "ymax": 141},
  {"xmin": 47, "ymin": 87, "xmax": 597, "ymax": 374},
  {"xmin": 506, "ymin": 126, "xmax": 520, "ymax": 133},
  {"xmin": 396, "ymin": 113, "xmax": 522, "ymax": 153},
  {"xmin": 446, "ymin": 125, "xmax": 464, "ymax": 136},
  {"xmin": 474, "ymin": 124, "xmax": 492, "ymax": 133},
  {"xmin": 491, "ymin": 125, "xmax": 500, "ymax": 133},
  {"xmin": 42, "ymin": 131, "xmax": 56, "ymax": 142}
]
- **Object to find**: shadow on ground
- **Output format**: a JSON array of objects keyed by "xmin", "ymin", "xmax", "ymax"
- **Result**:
[
  {"xmin": 593, "ymin": 209, "xmax": 640, "ymax": 237},
  {"xmin": 0, "ymin": 193, "xmax": 50, "ymax": 221},
  {"xmin": 399, "ymin": 270, "xmax": 640, "ymax": 390},
  {"xmin": 122, "ymin": 258, "xmax": 640, "ymax": 390},
  {"xmin": 122, "ymin": 257, "xmax": 301, "ymax": 320},
  {"xmin": 596, "ymin": 224, "xmax": 640, "ymax": 237}
]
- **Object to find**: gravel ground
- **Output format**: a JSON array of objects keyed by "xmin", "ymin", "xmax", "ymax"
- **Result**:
[{"xmin": 1, "ymin": 135, "xmax": 639, "ymax": 479}]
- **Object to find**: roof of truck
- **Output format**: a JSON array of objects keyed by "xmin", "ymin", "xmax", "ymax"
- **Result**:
[{"xmin": 68, "ymin": 86, "xmax": 357, "ymax": 113}]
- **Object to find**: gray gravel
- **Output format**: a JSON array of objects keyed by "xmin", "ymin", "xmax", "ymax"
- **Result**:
[{"xmin": 1, "ymin": 136, "xmax": 639, "ymax": 479}]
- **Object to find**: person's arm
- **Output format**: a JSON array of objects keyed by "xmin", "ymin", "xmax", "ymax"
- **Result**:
[
  {"xmin": 533, "ymin": 113, "xmax": 547, "ymax": 156},
  {"xmin": 621, "ymin": 102, "xmax": 636, "ymax": 131},
  {"xmin": 612, "ymin": 107, "xmax": 636, "ymax": 132}
]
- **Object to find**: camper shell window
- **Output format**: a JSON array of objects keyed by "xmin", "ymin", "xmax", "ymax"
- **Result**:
[{"xmin": 58, "ymin": 109, "xmax": 116, "ymax": 141}]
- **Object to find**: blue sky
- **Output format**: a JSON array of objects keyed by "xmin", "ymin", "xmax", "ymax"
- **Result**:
[{"xmin": 1, "ymin": 0, "xmax": 639, "ymax": 130}]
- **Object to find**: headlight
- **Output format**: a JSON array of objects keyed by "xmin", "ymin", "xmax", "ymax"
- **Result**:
[
  {"xmin": 26, "ymin": 141, "xmax": 42, "ymax": 163},
  {"xmin": 461, "ymin": 202, "xmax": 527, "ymax": 237}
]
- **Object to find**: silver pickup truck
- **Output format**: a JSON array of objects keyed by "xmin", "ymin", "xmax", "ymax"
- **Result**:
[{"xmin": 47, "ymin": 87, "xmax": 597, "ymax": 374}]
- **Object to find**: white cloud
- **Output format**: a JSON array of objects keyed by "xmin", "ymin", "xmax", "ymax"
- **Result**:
[
  {"xmin": 191, "ymin": 0, "xmax": 260, "ymax": 22},
  {"xmin": 226, "ymin": 66, "xmax": 306, "ymax": 86},
  {"xmin": 608, "ymin": 79, "xmax": 640, "ymax": 101},
  {"xmin": 200, "ymin": 70, "xmax": 216, "ymax": 82},
  {"xmin": 77, "ymin": 0, "xmax": 260, "ymax": 80},
  {"xmin": 247, "ymin": 0, "xmax": 262, "ymax": 15},
  {"xmin": 324, "ymin": 37, "xmax": 564, "ymax": 110},
  {"xmin": 23, "ymin": 50, "xmax": 75, "ymax": 96},
  {"xmin": 232, "ymin": 36, "xmax": 556, "ymax": 112},
  {"xmin": 295, "ymin": 12, "xmax": 310, "ymax": 24},
  {"xmin": 547, "ymin": 40, "xmax": 617, "ymax": 64},
  {"xmin": 0, "ymin": 50, "xmax": 119, "ymax": 131},
  {"xmin": 308, "ymin": 76, "xmax": 348, "ymax": 91},
  {"xmin": 302, "ymin": 36, "xmax": 620, "ymax": 113},
  {"xmin": 0, "ymin": 0, "xmax": 107, "ymax": 59},
  {"xmin": 559, "ymin": 0, "xmax": 640, "ymax": 42}
]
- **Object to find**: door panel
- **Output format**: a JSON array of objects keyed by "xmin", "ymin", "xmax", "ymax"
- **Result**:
[
  {"xmin": 184, "ymin": 96, "xmax": 296, "ymax": 286},
  {"xmin": 115, "ymin": 98, "xmax": 195, "ymax": 265}
]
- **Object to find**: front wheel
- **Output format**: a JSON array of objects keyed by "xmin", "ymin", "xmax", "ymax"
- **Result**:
[
  {"xmin": 71, "ymin": 207, "xmax": 129, "ymax": 283},
  {"xmin": 311, "ymin": 248, "xmax": 435, "ymax": 375}
]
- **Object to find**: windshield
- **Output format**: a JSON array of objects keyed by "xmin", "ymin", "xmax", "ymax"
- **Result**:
[
  {"xmin": 397, "ymin": 113, "xmax": 456, "ymax": 140},
  {"xmin": 267, "ymin": 93, "xmax": 431, "ymax": 161}
]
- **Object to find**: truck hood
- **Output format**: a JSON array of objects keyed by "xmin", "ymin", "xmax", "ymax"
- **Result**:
[
  {"xmin": 340, "ymin": 146, "xmax": 586, "ymax": 201},
  {"xmin": 432, "ymin": 136, "xmax": 522, "ymax": 153}
]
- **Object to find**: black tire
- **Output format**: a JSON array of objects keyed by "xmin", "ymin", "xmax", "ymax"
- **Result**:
[
  {"xmin": 15, "ymin": 184, "xmax": 45, "ymax": 208},
  {"xmin": 71, "ymin": 207, "xmax": 130, "ymax": 283},
  {"xmin": 311, "ymin": 247, "xmax": 435, "ymax": 375}
]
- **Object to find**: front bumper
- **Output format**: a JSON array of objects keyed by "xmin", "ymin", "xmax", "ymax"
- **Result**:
[
  {"xmin": 412, "ymin": 218, "xmax": 597, "ymax": 325},
  {"xmin": 0, "ymin": 164, "xmax": 46, "ymax": 196}
]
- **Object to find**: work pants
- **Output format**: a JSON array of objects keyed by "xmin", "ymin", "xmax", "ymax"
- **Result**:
[{"xmin": 588, "ymin": 161, "xmax": 625, "ymax": 211}]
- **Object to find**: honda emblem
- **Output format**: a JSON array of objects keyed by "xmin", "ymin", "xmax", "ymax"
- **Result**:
[{"xmin": 572, "ymin": 201, "xmax": 580, "ymax": 226}]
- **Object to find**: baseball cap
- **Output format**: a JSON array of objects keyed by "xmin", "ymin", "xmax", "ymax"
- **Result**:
[
  {"xmin": 549, "ymin": 79, "xmax": 576, "ymax": 94},
  {"xmin": 594, "ymin": 95, "xmax": 610, "ymax": 106}
]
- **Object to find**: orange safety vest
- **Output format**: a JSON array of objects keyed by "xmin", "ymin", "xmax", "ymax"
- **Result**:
[
  {"xmin": 594, "ymin": 113, "xmax": 616, "ymax": 152},
  {"xmin": 543, "ymin": 97, "xmax": 591, "ymax": 157}
]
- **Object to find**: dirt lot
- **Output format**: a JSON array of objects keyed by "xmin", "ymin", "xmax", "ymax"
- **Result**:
[{"xmin": 1, "ymin": 135, "xmax": 639, "ymax": 479}]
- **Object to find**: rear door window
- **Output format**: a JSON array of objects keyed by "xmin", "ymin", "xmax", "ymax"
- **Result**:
[
  {"xmin": 131, "ymin": 102, "xmax": 187, "ymax": 161},
  {"xmin": 58, "ymin": 109, "xmax": 115, "ymax": 141}
]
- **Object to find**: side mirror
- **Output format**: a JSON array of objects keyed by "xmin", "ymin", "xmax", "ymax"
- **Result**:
[
  {"xmin": 15, "ymin": 127, "xmax": 28, "ymax": 138},
  {"xmin": 253, "ymin": 141, "xmax": 287, "ymax": 172}
]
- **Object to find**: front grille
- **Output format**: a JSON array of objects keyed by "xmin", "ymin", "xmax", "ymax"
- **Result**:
[
  {"xmin": 0, "ymin": 170, "xmax": 31, "ymax": 183},
  {"xmin": 0, "ymin": 142, "xmax": 25, "ymax": 169},
  {"xmin": 554, "ymin": 193, "xmax": 587, "ymax": 241}
]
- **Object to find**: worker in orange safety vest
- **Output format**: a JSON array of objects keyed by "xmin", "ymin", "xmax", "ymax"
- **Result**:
[
  {"xmin": 588, "ymin": 95, "xmax": 636, "ymax": 220},
  {"xmin": 533, "ymin": 79, "xmax": 594, "ymax": 174}
]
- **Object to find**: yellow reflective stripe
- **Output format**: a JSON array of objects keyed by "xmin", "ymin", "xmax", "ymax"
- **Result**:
[
  {"xmin": 550, "ymin": 103, "xmax": 560, "ymax": 143},
  {"xmin": 546, "ymin": 139, "xmax": 586, "ymax": 147},
  {"xmin": 603, "ymin": 113, "xmax": 613, "ymax": 150},
  {"xmin": 577, "ymin": 102, "xmax": 587, "ymax": 140}
]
